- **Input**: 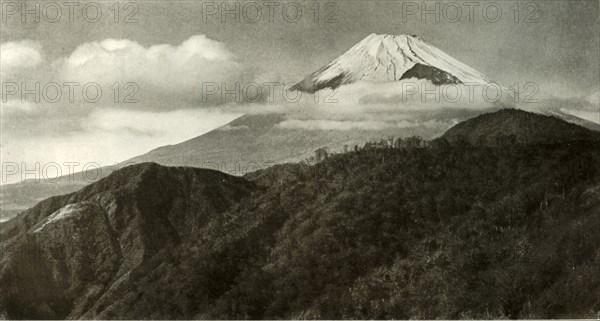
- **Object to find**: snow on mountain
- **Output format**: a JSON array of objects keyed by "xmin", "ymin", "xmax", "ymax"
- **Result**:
[{"xmin": 292, "ymin": 33, "xmax": 495, "ymax": 93}]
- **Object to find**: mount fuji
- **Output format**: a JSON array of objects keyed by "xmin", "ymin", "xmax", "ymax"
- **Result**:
[{"xmin": 291, "ymin": 33, "xmax": 495, "ymax": 92}]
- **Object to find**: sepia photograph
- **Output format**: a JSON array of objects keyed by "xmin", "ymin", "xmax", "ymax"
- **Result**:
[{"xmin": 0, "ymin": 0, "xmax": 599, "ymax": 319}]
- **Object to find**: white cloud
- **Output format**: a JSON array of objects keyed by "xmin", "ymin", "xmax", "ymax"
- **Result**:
[
  {"xmin": 1, "ymin": 35, "xmax": 250, "ymax": 183},
  {"xmin": 585, "ymin": 91, "xmax": 599, "ymax": 106},
  {"xmin": 2, "ymin": 34, "xmax": 597, "ymax": 184},
  {"xmin": 221, "ymin": 79, "xmax": 513, "ymax": 117},
  {"xmin": 528, "ymin": 90, "xmax": 600, "ymax": 124},
  {"xmin": 561, "ymin": 109, "xmax": 600, "ymax": 124},
  {"xmin": 217, "ymin": 124, "xmax": 250, "ymax": 131},
  {"xmin": 276, "ymin": 118, "xmax": 450, "ymax": 131},
  {"xmin": 84, "ymin": 108, "xmax": 241, "ymax": 138},
  {"xmin": 0, "ymin": 100, "xmax": 36, "ymax": 115},
  {"xmin": 0, "ymin": 40, "xmax": 43, "ymax": 76},
  {"xmin": 1, "ymin": 108, "xmax": 241, "ymax": 184},
  {"xmin": 60, "ymin": 35, "xmax": 245, "ymax": 94}
]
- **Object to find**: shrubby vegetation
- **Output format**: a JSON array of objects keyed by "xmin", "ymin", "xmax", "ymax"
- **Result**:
[
  {"xmin": 2, "ymin": 137, "xmax": 599, "ymax": 319},
  {"xmin": 202, "ymin": 139, "xmax": 600, "ymax": 319}
]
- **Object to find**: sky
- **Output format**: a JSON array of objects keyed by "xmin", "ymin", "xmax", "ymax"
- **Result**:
[{"xmin": 1, "ymin": 0, "xmax": 599, "ymax": 183}]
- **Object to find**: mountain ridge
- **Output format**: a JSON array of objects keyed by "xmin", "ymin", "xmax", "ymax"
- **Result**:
[
  {"xmin": 442, "ymin": 108, "xmax": 600, "ymax": 146},
  {"xmin": 0, "ymin": 163, "xmax": 257, "ymax": 318}
]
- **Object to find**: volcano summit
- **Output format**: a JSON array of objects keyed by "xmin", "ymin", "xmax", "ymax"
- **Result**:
[{"xmin": 291, "ymin": 33, "xmax": 495, "ymax": 92}]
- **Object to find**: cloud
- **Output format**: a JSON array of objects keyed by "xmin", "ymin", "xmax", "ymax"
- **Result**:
[
  {"xmin": 60, "ymin": 35, "xmax": 245, "ymax": 96},
  {"xmin": 2, "ymin": 35, "xmax": 249, "ymax": 111},
  {"xmin": 537, "ymin": 92, "xmax": 597, "ymax": 111},
  {"xmin": 528, "ymin": 91, "xmax": 600, "ymax": 124},
  {"xmin": 216, "ymin": 79, "xmax": 512, "ymax": 131},
  {"xmin": 1, "ymin": 35, "xmax": 251, "ymax": 183},
  {"xmin": 220, "ymin": 79, "xmax": 513, "ymax": 114},
  {"xmin": 3, "ymin": 34, "xmax": 597, "ymax": 183},
  {"xmin": 276, "ymin": 119, "xmax": 449, "ymax": 131},
  {"xmin": 1, "ymin": 108, "xmax": 241, "ymax": 184},
  {"xmin": 0, "ymin": 40, "xmax": 43, "ymax": 77},
  {"xmin": 349, "ymin": 80, "xmax": 513, "ymax": 110},
  {"xmin": 84, "ymin": 108, "xmax": 241, "ymax": 138},
  {"xmin": 0, "ymin": 100, "xmax": 36, "ymax": 115},
  {"xmin": 217, "ymin": 124, "xmax": 250, "ymax": 131},
  {"xmin": 587, "ymin": 91, "xmax": 600, "ymax": 106}
]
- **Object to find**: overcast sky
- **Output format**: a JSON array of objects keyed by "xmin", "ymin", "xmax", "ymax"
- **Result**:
[{"xmin": 1, "ymin": 0, "xmax": 599, "ymax": 183}]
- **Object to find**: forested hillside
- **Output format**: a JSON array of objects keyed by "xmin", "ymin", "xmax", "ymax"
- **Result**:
[{"xmin": 1, "ymin": 110, "xmax": 600, "ymax": 319}]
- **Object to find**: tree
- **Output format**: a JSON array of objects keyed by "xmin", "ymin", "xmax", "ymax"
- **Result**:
[
  {"xmin": 403, "ymin": 136, "xmax": 423, "ymax": 149},
  {"xmin": 388, "ymin": 136, "xmax": 395, "ymax": 148},
  {"xmin": 430, "ymin": 138, "xmax": 450, "ymax": 152},
  {"xmin": 315, "ymin": 147, "xmax": 329, "ymax": 162},
  {"xmin": 394, "ymin": 138, "xmax": 403, "ymax": 149}
]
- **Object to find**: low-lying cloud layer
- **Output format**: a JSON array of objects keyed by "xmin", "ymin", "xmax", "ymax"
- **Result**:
[
  {"xmin": 276, "ymin": 119, "xmax": 449, "ymax": 131},
  {"xmin": 224, "ymin": 80, "xmax": 514, "ymax": 131},
  {"xmin": 537, "ymin": 92, "xmax": 600, "ymax": 124}
]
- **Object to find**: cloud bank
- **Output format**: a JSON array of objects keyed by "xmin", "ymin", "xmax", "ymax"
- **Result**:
[{"xmin": 61, "ymin": 35, "xmax": 245, "ymax": 97}]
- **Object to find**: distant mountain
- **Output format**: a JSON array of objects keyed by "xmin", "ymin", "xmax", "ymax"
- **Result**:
[
  {"xmin": 126, "ymin": 112, "xmax": 442, "ymax": 171},
  {"xmin": 291, "ymin": 33, "xmax": 494, "ymax": 93},
  {"xmin": 441, "ymin": 108, "xmax": 600, "ymax": 146},
  {"xmin": 0, "ymin": 112, "xmax": 446, "ymax": 222},
  {"xmin": 0, "ymin": 180, "xmax": 89, "ymax": 223},
  {"xmin": 2, "ymin": 135, "xmax": 600, "ymax": 319}
]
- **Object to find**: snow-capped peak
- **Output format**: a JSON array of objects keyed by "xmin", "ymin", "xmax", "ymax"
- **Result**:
[{"xmin": 292, "ymin": 33, "xmax": 495, "ymax": 92}]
